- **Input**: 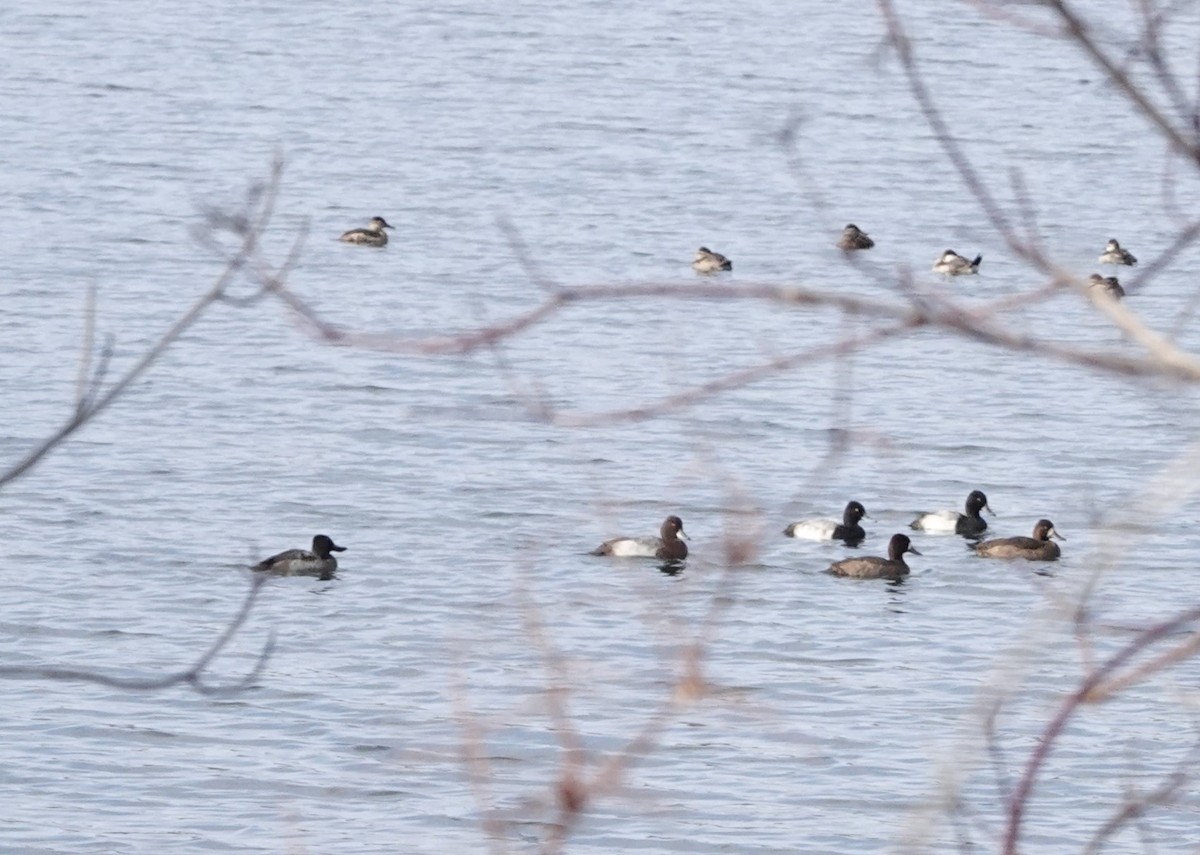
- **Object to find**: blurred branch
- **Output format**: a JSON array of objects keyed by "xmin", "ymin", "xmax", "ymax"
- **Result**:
[
  {"xmin": 1045, "ymin": 0, "xmax": 1200, "ymax": 166},
  {"xmin": 0, "ymin": 574, "xmax": 273, "ymax": 696},
  {"xmin": 1003, "ymin": 605, "xmax": 1200, "ymax": 855},
  {"xmin": 0, "ymin": 157, "xmax": 289, "ymax": 492}
]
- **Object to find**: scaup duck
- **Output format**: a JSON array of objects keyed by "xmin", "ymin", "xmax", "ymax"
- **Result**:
[
  {"xmin": 784, "ymin": 500, "xmax": 868, "ymax": 545},
  {"xmin": 829, "ymin": 533, "xmax": 920, "ymax": 580},
  {"xmin": 693, "ymin": 246, "xmax": 732, "ymax": 273},
  {"xmin": 1088, "ymin": 273, "xmax": 1125, "ymax": 299},
  {"xmin": 1098, "ymin": 239, "xmax": 1137, "ymax": 266},
  {"xmin": 911, "ymin": 489, "xmax": 992, "ymax": 536},
  {"xmin": 339, "ymin": 216, "xmax": 394, "ymax": 246},
  {"xmin": 933, "ymin": 249, "xmax": 982, "ymax": 275},
  {"xmin": 591, "ymin": 515, "xmax": 688, "ymax": 560},
  {"xmin": 973, "ymin": 519, "xmax": 1063, "ymax": 560},
  {"xmin": 837, "ymin": 224, "xmax": 875, "ymax": 251},
  {"xmin": 253, "ymin": 534, "xmax": 346, "ymax": 577}
]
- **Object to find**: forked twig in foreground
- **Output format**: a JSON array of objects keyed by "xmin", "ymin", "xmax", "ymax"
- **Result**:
[{"xmin": 0, "ymin": 574, "xmax": 274, "ymax": 696}]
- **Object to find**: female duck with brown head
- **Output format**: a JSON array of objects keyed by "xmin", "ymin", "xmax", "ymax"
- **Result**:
[
  {"xmin": 829, "ymin": 534, "xmax": 920, "ymax": 580},
  {"xmin": 1088, "ymin": 274, "xmax": 1125, "ymax": 299},
  {"xmin": 591, "ymin": 515, "xmax": 688, "ymax": 560},
  {"xmin": 973, "ymin": 519, "xmax": 1063, "ymax": 561},
  {"xmin": 837, "ymin": 224, "xmax": 874, "ymax": 251}
]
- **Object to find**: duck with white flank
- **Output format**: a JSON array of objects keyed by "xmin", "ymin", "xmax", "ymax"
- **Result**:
[
  {"xmin": 911, "ymin": 489, "xmax": 992, "ymax": 536},
  {"xmin": 1098, "ymin": 239, "xmax": 1137, "ymax": 266},
  {"xmin": 339, "ymin": 216, "xmax": 394, "ymax": 246},
  {"xmin": 933, "ymin": 249, "xmax": 982, "ymax": 275},
  {"xmin": 693, "ymin": 246, "xmax": 732, "ymax": 273},
  {"xmin": 784, "ymin": 500, "xmax": 868, "ymax": 545},
  {"xmin": 591, "ymin": 515, "xmax": 688, "ymax": 560}
]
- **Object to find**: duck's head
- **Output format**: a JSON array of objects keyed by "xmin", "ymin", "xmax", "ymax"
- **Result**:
[
  {"xmin": 312, "ymin": 534, "xmax": 347, "ymax": 557},
  {"xmin": 966, "ymin": 490, "xmax": 993, "ymax": 516},
  {"xmin": 888, "ymin": 533, "xmax": 921, "ymax": 559},
  {"xmin": 662, "ymin": 515, "xmax": 687, "ymax": 541},
  {"xmin": 1032, "ymin": 520, "xmax": 1063, "ymax": 542}
]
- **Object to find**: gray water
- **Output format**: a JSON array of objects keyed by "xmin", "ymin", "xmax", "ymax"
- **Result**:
[{"xmin": 4, "ymin": 1, "xmax": 1200, "ymax": 853}]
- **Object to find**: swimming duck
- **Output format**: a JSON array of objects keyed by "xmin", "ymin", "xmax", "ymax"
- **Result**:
[
  {"xmin": 1088, "ymin": 273, "xmax": 1125, "ymax": 299},
  {"xmin": 1098, "ymin": 239, "xmax": 1137, "ymax": 266},
  {"xmin": 837, "ymin": 224, "xmax": 875, "ymax": 251},
  {"xmin": 591, "ymin": 515, "xmax": 688, "ymax": 560},
  {"xmin": 933, "ymin": 249, "xmax": 982, "ymax": 275},
  {"xmin": 911, "ymin": 489, "xmax": 992, "ymax": 536},
  {"xmin": 339, "ymin": 216, "xmax": 394, "ymax": 246},
  {"xmin": 973, "ymin": 519, "xmax": 1063, "ymax": 560},
  {"xmin": 693, "ymin": 246, "xmax": 732, "ymax": 273},
  {"xmin": 784, "ymin": 500, "xmax": 868, "ymax": 545},
  {"xmin": 252, "ymin": 534, "xmax": 347, "ymax": 578},
  {"xmin": 829, "ymin": 533, "xmax": 920, "ymax": 580}
]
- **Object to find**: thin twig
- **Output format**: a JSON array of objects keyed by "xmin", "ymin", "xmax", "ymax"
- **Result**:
[{"xmin": 0, "ymin": 574, "xmax": 273, "ymax": 696}]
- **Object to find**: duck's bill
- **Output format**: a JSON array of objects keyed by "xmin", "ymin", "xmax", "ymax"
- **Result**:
[
  {"xmin": 677, "ymin": 530, "xmax": 689, "ymax": 541},
  {"xmin": 908, "ymin": 545, "xmax": 923, "ymax": 555},
  {"xmin": 331, "ymin": 545, "xmax": 348, "ymax": 552},
  {"xmin": 1050, "ymin": 529, "xmax": 1065, "ymax": 541}
]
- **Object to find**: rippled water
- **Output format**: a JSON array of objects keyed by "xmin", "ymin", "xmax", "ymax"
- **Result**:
[{"xmin": 4, "ymin": 1, "xmax": 1200, "ymax": 853}]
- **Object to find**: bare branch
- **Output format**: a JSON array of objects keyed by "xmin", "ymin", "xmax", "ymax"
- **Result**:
[
  {"xmin": 0, "ymin": 158, "xmax": 287, "ymax": 491},
  {"xmin": 1003, "ymin": 605, "xmax": 1200, "ymax": 855},
  {"xmin": 0, "ymin": 574, "xmax": 273, "ymax": 696},
  {"xmin": 1044, "ymin": 0, "xmax": 1200, "ymax": 166}
]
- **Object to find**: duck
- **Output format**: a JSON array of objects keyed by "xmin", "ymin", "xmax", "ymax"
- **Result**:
[
  {"xmin": 829, "ymin": 534, "xmax": 920, "ymax": 580},
  {"xmin": 339, "ymin": 216, "xmax": 394, "ymax": 246},
  {"xmin": 933, "ymin": 249, "xmax": 982, "ymax": 275},
  {"xmin": 1088, "ymin": 273, "xmax": 1125, "ymax": 299},
  {"xmin": 973, "ymin": 519, "xmax": 1063, "ymax": 560},
  {"xmin": 784, "ymin": 500, "xmax": 868, "ymax": 545},
  {"xmin": 837, "ymin": 224, "xmax": 875, "ymax": 251},
  {"xmin": 252, "ymin": 534, "xmax": 347, "ymax": 578},
  {"xmin": 591, "ymin": 515, "xmax": 688, "ymax": 560},
  {"xmin": 693, "ymin": 246, "xmax": 732, "ymax": 273},
  {"xmin": 911, "ymin": 489, "xmax": 992, "ymax": 536},
  {"xmin": 1098, "ymin": 239, "xmax": 1137, "ymax": 266}
]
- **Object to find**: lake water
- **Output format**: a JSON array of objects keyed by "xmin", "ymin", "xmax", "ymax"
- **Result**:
[{"xmin": 3, "ymin": 1, "xmax": 1200, "ymax": 853}]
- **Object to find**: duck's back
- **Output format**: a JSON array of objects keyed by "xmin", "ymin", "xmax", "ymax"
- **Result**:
[
  {"xmin": 829, "ymin": 556, "xmax": 906, "ymax": 580},
  {"xmin": 254, "ymin": 548, "xmax": 333, "ymax": 575},
  {"xmin": 339, "ymin": 227, "xmax": 387, "ymax": 246},
  {"xmin": 975, "ymin": 537, "xmax": 1059, "ymax": 559}
]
